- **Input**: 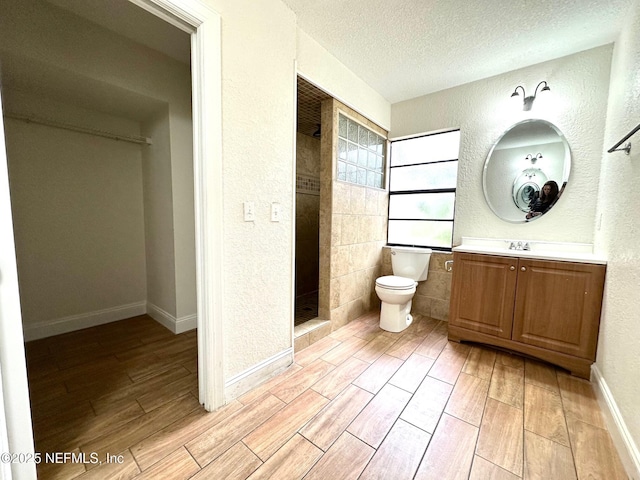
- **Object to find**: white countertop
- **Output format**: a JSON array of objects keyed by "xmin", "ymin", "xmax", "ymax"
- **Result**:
[{"xmin": 453, "ymin": 237, "xmax": 607, "ymax": 264}]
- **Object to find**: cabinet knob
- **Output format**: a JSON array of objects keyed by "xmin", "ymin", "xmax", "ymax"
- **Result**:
[
  {"xmin": 521, "ymin": 266, "xmax": 527, "ymax": 272},
  {"xmin": 510, "ymin": 266, "xmax": 515, "ymax": 271}
]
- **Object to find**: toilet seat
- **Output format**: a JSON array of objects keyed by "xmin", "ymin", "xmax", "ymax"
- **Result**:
[{"xmin": 375, "ymin": 275, "xmax": 416, "ymax": 290}]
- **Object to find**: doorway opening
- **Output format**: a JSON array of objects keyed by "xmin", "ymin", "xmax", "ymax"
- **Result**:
[
  {"xmin": 0, "ymin": 0, "xmax": 202, "ymax": 471},
  {"xmin": 294, "ymin": 77, "xmax": 331, "ymax": 345}
]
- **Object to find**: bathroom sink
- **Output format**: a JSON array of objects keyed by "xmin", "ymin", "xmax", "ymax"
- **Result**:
[{"xmin": 453, "ymin": 237, "xmax": 606, "ymax": 264}]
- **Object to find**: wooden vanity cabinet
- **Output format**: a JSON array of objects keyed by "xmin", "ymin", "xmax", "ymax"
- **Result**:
[{"xmin": 448, "ymin": 252, "xmax": 606, "ymax": 378}]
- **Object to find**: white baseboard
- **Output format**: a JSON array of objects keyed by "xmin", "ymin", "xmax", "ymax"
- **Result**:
[
  {"xmin": 592, "ymin": 365, "xmax": 640, "ymax": 480},
  {"xmin": 23, "ymin": 302, "xmax": 147, "ymax": 341},
  {"xmin": 224, "ymin": 348, "xmax": 294, "ymax": 401},
  {"xmin": 147, "ymin": 302, "xmax": 197, "ymax": 334}
]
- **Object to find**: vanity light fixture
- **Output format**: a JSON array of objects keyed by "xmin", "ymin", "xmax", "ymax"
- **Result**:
[
  {"xmin": 510, "ymin": 81, "xmax": 551, "ymax": 111},
  {"xmin": 525, "ymin": 153, "xmax": 543, "ymax": 164}
]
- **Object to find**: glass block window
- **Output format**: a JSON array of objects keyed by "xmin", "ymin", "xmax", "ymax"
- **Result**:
[
  {"xmin": 337, "ymin": 113, "xmax": 386, "ymax": 189},
  {"xmin": 388, "ymin": 129, "xmax": 460, "ymax": 250}
]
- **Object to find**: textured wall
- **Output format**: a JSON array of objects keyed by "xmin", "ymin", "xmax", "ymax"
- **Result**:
[
  {"xmin": 391, "ymin": 45, "xmax": 613, "ymax": 246},
  {"xmin": 142, "ymin": 108, "xmax": 177, "ymax": 317},
  {"xmin": 208, "ymin": 0, "xmax": 298, "ymax": 378},
  {"xmin": 320, "ymin": 99, "xmax": 388, "ymax": 330},
  {"xmin": 296, "ymin": 29, "xmax": 391, "ymax": 131},
  {"xmin": 594, "ymin": 0, "xmax": 640, "ymax": 464},
  {"xmin": 295, "ymin": 133, "xmax": 320, "ymax": 296}
]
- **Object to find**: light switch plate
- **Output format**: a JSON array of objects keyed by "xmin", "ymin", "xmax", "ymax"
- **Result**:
[
  {"xmin": 243, "ymin": 201, "xmax": 255, "ymax": 222},
  {"xmin": 271, "ymin": 202, "xmax": 281, "ymax": 222}
]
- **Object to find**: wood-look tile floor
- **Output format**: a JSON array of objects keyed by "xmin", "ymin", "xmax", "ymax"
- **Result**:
[{"xmin": 25, "ymin": 313, "xmax": 628, "ymax": 480}]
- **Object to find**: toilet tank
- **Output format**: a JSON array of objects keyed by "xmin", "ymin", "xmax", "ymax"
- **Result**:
[{"xmin": 390, "ymin": 246, "xmax": 432, "ymax": 281}]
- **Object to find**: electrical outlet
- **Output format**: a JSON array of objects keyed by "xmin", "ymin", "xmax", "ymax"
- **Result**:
[
  {"xmin": 243, "ymin": 201, "xmax": 255, "ymax": 222},
  {"xmin": 271, "ymin": 202, "xmax": 281, "ymax": 222}
]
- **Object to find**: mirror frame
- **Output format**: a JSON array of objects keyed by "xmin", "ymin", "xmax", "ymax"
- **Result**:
[{"xmin": 482, "ymin": 119, "xmax": 571, "ymax": 223}]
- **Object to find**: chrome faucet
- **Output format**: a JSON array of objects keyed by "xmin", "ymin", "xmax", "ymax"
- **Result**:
[{"xmin": 509, "ymin": 241, "xmax": 531, "ymax": 251}]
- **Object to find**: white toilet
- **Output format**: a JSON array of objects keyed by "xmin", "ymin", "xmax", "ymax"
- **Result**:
[{"xmin": 375, "ymin": 246, "xmax": 432, "ymax": 332}]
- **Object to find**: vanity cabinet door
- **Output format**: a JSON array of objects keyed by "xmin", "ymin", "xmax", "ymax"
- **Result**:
[
  {"xmin": 449, "ymin": 252, "xmax": 517, "ymax": 339},
  {"xmin": 511, "ymin": 259, "xmax": 606, "ymax": 359}
]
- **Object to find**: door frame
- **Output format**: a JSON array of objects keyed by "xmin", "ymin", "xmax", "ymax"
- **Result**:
[
  {"xmin": 129, "ymin": 0, "xmax": 225, "ymax": 411},
  {"xmin": 0, "ymin": 73, "xmax": 36, "ymax": 480},
  {"xmin": 0, "ymin": 4, "xmax": 224, "ymax": 476}
]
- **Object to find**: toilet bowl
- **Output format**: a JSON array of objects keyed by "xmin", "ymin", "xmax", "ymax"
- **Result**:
[
  {"xmin": 375, "ymin": 246, "xmax": 432, "ymax": 333},
  {"xmin": 375, "ymin": 276, "xmax": 416, "ymax": 332}
]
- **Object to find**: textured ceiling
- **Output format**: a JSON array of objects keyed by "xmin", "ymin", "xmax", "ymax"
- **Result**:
[{"xmin": 284, "ymin": 0, "xmax": 634, "ymax": 103}]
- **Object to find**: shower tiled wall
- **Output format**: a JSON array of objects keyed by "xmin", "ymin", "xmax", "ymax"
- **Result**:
[
  {"xmin": 295, "ymin": 133, "xmax": 320, "ymax": 297},
  {"xmin": 381, "ymin": 250, "xmax": 453, "ymax": 321},
  {"xmin": 319, "ymin": 98, "xmax": 389, "ymax": 331}
]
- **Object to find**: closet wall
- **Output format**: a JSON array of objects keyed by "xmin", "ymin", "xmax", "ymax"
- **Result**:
[
  {"xmin": 0, "ymin": 0, "xmax": 195, "ymax": 339},
  {"xmin": 4, "ymin": 92, "xmax": 149, "ymax": 332}
]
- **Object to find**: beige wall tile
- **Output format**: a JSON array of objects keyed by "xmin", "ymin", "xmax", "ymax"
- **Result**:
[
  {"xmin": 338, "ymin": 272, "xmax": 358, "ymax": 305},
  {"xmin": 330, "ymin": 278, "xmax": 341, "ymax": 310},
  {"xmin": 309, "ymin": 322, "xmax": 332, "ymax": 344},
  {"xmin": 365, "ymin": 188, "xmax": 379, "ymax": 215},
  {"xmin": 333, "ymin": 182, "xmax": 350, "ymax": 214},
  {"xmin": 429, "ymin": 252, "xmax": 453, "ymax": 273},
  {"xmin": 350, "ymin": 185, "xmax": 366, "ymax": 214},
  {"xmin": 330, "ymin": 303, "xmax": 349, "ymax": 328},
  {"xmin": 412, "ymin": 294, "xmax": 431, "ymax": 317},
  {"xmin": 330, "ymin": 214, "xmax": 342, "ymax": 246},
  {"xmin": 341, "ymin": 214, "xmax": 359, "ymax": 245},
  {"xmin": 431, "ymin": 299, "xmax": 450, "ymax": 321},
  {"xmin": 349, "ymin": 243, "xmax": 368, "ymax": 272},
  {"xmin": 378, "ymin": 191, "xmax": 389, "ymax": 217},
  {"xmin": 347, "ymin": 298, "xmax": 365, "ymax": 322},
  {"xmin": 294, "ymin": 334, "xmax": 310, "ymax": 353},
  {"xmin": 420, "ymin": 272, "xmax": 450, "ymax": 298},
  {"xmin": 331, "ymin": 246, "xmax": 350, "ymax": 278}
]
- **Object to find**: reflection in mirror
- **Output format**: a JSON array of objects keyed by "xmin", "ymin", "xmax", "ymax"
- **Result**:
[{"xmin": 483, "ymin": 119, "xmax": 570, "ymax": 223}]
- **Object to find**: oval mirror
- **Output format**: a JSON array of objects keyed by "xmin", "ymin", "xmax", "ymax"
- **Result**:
[{"xmin": 483, "ymin": 119, "xmax": 571, "ymax": 223}]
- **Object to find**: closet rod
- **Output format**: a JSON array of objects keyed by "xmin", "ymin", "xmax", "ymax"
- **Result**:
[
  {"xmin": 3, "ymin": 113, "xmax": 152, "ymax": 146},
  {"xmin": 607, "ymin": 121, "xmax": 639, "ymax": 155}
]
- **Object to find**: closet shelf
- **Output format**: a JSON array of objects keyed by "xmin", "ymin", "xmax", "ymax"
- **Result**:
[{"xmin": 3, "ymin": 113, "xmax": 152, "ymax": 146}]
